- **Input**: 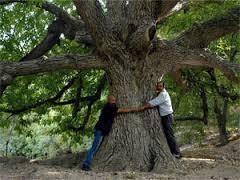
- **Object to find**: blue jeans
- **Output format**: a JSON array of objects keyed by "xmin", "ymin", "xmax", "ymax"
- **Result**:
[{"xmin": 83, "ymin": 130, "xmax": 104, "ymax": 168}]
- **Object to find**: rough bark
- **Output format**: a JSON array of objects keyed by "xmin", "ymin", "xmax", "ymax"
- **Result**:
[
  {"xmin": 128, "ymin": 0, "xmax": 179, "ymax": 22},
  {"xmin": 73, "ymin": 0, "xmax": 106, "ymax": 42}
]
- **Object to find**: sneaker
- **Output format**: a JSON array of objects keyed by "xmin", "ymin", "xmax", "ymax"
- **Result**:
[
  {"xmin": 81, "ymin": 164, "xmax": 91, "ymax": 171},
  {"xmin": 173, "ymin": 153, "xmax": 183, "ymax": 159}
]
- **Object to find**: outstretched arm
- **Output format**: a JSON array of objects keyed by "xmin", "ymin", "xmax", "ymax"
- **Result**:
[
  {"xmin": 136, "ymin": 103, "xmax": 154, "ymax": 112},
  {"xmin": 117, "ymin": 107, "xmax": 142, "ymax": 113},
  {"xmin": 117, "ymin": 102, "xmax": 156, "ymax": 113},
  {"xmin": 119, "ymin": 103, "xmax": 155, "ymax": 113},
  {"xmin": 136, "ymin": 95, "xmax": 162, "ymax": 111}
]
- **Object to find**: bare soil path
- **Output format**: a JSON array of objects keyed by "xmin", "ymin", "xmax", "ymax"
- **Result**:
[{"xmin": 0, "ymin": 139, "xmax": 239, "ymax": 180}]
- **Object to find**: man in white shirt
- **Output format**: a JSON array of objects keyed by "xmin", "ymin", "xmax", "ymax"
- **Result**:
[{"xmin": 140, "ymin": 81, "xmax": 181, "ymax": 158}]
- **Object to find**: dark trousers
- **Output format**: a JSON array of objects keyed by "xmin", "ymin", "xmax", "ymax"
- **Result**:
[{"xmin": 161, "ymin": 114, "xmax": 180, "ymax": 155}]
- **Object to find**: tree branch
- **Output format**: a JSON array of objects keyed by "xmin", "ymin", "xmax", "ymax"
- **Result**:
[
  {"xmin": 1, "ymin": 54, "xmax": 105, "ymax": 77},
  {"xmin": 127, "ymin": 1, "xmax": 152, "ymax": 22},
  {"xmin": 39, "ymin": 2, "xmax": 95, "ymax": 45},
  {"xmin": 0, "ymin": 0, "xmax": 94, "ymax": 46},
  {"xmin": 0, "ymin": 95, "xmax": 103, "ymax": 115},
  {"xmin": 39, "ymin": 2, "xmax": 94, "ymax": 45},
  {"xmin": 0, "ymin": 0, "xmax": 24, "ymax": 5},
  {"xmin": 126, "ymin": 0, "xmax": 182, "ymax": 55},
  {"xmin": 127, "ymin": 0, "xmax": 179, "ymax": 22},
  {"xmin": 0, "ymin": 54, "xmax": 106, "ymax": 97},
  {"xmin": 40, "ymin": 1, "xmax": 76, "ymax": 23},
  {"xmin": 207, "ymin": 69, "xmax": 240, "ymax": 100},
  {"xmin": 159, "ymin": 0, "xmax": 227, "ymax": 25},
  {"xmin": 106, "ymin": 0, "xmax": 127, "ymax": 20},
  {"xmin": 0, "ymin": 73, "xmax": 107, "ymax": 115},
  {"xmin": 0, "ymin": 0, "xmax": 76, "ymax": 23},
  {"xmin": 175, "ymin": 7, "xmax": 240, "ymax": 48},
  {"xmin": 67, "ymin": 74, "xmax": 107, "ymax": 132},
  {"xmin": 1, "ymin": 0, "xmax": 93, "ymax": 58},
  {"xmin": 0, "ymin": 76, "xmax": 78, "ymax": 114},
  {"xmin": 178, "ymin": 49, "xmax": 240, "ymax": 82},
  {"xmin": 20, "ymin": 19, "xmax": 65, "ymax": 61},
  {"xmin": 52, "ymin": 95, "xmax": 98, "ymax": 106},
  {"xmin": 148, "ymin": 39, "xmax": 239, "ymax": 82},
  {"xmin": 157, "ymin": 0, "xmax": 190, "ymax": 24},
  {"xmin": 72, "ymin": 77, "xmax": 83, "ymax": 118},
  {"xmin": 2, "ymin": 17, "xmax": 92, "ymax": 95},
  {"xmin": 38, "ymin": 2, "xmax": 94, "ymax": 45},
  {"xmin": 73, "ymin": 0, "xmax": 106, "ymax": 40},
  {"xmin": 174, "ymin": 77, "xmax": 208, "ymax": 124},
  {"xmin": 200, "ymin": 86, "xmax": 208, "ymax": 125},
  {"xmin": 154, "ymin": 0, "xmax": 180, "ymax": 22}
]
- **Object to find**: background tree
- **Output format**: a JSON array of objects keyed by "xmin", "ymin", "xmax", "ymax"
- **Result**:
[{"xmin": 0, "ymin": 0, "xmax": 239, "ymax": 172}]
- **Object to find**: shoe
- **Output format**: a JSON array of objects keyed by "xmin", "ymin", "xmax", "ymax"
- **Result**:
[
  {"xmin": 81, "ymin": 164, "xmax": 91, "ymax": 171},
  {"xmin": 173, "ymin": 153, "xmax": 183, "ymax": 159}
]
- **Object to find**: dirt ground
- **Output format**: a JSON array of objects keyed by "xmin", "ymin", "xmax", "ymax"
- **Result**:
[{"xmin": 0, "ymin": 138, "xmax": 239, "ymax": 180}]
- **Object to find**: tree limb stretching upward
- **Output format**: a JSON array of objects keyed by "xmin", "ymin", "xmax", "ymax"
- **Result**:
[
  {"xmin": 20, "ymin": 19, "xmax": 65, "ymax": 61},
  {"xmin": 0, "ymin": 0, "xmax": 76, "ymax": 50},
  {"xmin": 73, "ymin": 0, "xmax": 106, "ymax": 41},
  {"xmin": 127, "ymin": 0, "xmax": 180, "ymax": 22},
  {"xmin": 0, "ymin": 0, "xmax": 94, "ymax": 46},
  {"xmin": 106, "ymin": 0, "xmax": 127, "ymax": 21},
  {"xmin": 154, "ymin": 0, "xmax": 180, "ymax": 21}
]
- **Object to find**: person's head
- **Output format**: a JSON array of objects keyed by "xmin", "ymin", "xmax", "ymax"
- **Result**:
[
  {"xmin": 107, "ymin": 95, "xmax": 117, "ymax": 104},
  {"xmin": 156, "ymin": 81, "xmax": 165, "ymax": 92}
]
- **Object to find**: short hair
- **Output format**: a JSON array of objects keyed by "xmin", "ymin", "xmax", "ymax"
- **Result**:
[
  {"xmin": 108, "ymin": 95, "xmax": 116, "ymax": 100},
  {"xmin": 156, "ymin": 81, "xmax": 165, "ymax": 87}
]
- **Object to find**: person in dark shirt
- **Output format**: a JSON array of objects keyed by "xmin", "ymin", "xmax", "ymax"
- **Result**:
[{"xmin": 82, "ymin": 95, "xmax": 139, "ymax": 171}]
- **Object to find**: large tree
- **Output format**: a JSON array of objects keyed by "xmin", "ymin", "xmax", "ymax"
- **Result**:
[{"xmin": 0, "ymin": 0, "xmax": 239, "ymax": 172}]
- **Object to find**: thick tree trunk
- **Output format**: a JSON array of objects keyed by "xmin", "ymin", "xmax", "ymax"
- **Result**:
[{"xmin": 93, "ymin": 65, "xmax": 178, "ymax": 172}]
